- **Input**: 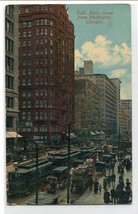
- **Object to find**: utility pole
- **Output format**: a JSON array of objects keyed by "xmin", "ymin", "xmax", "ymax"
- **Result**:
[{"xmin": 67, "ymin": 124, "xmax": 71, "ymax": 204}]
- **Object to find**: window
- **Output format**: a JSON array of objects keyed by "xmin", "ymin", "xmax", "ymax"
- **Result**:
[
  {"xmin": 50, "ymin": 29, "xmax": 53, "ymax": 36},
  {"xmin": 40, "ymin": 19, "xmax": 44, "ymax": 25},
  {"xmin": 36, "ymin": 68, "xmax": 39, "ymax": 74},
  {"xmin": 27, "ymin": 50, "xmax": 31, "ymax": 56},
  {"xmin": 6, "ymin": 116, "xmax": 13, "ymax": 128},
  {"xmin": 23, "ymin": 22, "xmax": 27, "ymax": 27},
  {"xmin": 45, "ymin": 48, "xmax": 48, "ymax": 54},
  {"xmin": 36, "ymin": 39, "xmax": 39, "ymax": 44},
  {"xmin": 28, "ymin": 100, "xmax": 31, "ymax": 108},
  {"xmin": 22, "ymin": 112, "xmax": 26, "ymax": 120},
  {"xmin": 23, "ymin": 100, "xmax": 26, "ymax": 108},
  {"xmin": 41, "ymin": 6, "xmax": 44, "ymax": 10},
  {"xmin": 28, "ymin": 22, "xmax": 32, "ymax": 27},
  {"xmin": 45, "ymin": 19, "xmax": 48, "ymax": 25},
  {"xmin": 22, "ymin": 40, "xmax": 26, "ymax": 46},
  {"xmin": 45, "ymin": 67, "xmax": 48, "ymax": 74},
  {"xmin": 35, "ymin": 112, "xmax": 39, "ymax": 120},
  {"xmin": 50, "ymin": 39, "xmax": 53, "ymax": 45},
  {"xmin": 40, "ymin": 89, "xmax": 43, "ymax": 96},
  {"xmin": 28, "ymin": 40, "xmax": 32, "ymax": 46},
  {"xmin": 45, "ymin": 39, "xmax": 48, "ymax": 44},
  {"xmin": 36, "ymin": 89, "xmax": 39, "ymax": 96},
  {"xmin": 27, "ymin": 79, "xmax": 31, "ymax": 85},
  {"xmin": 6, "ymin": 37, "xmax": 13, "ymax": 53},
  {"xmin": 50, "ymin": 20, "xmax": 54, "ymax": 26},
  {"xmin": 36, "ymin": 100, "xmax": 39, "ymax": 108},
  {"xmin": 25, "ymin": 8, "xmax": 30, "ymax": 13},
  {"xmin": 40, "ymin": 49, "xmax": 44, "ymax": 55},
  {"xmin": 6, "ymin": 5, "xmax": 14, "ymax": 17},
  {"xmin": 36, "ymin": 49, "xmax": 39, "ymax": 55},
  {"xmin": 40, "ymin": 29, "xmax": 44, "ymax": 35},
  {"xmin": 36, "ymin": 5, "xmax": 39, "ymax": 11},
  {"xmin": 45, "ymin": 29, "xmax": 48, "ymax": 35},
  {"xmin": 40, "ymin": 39, "xmax": 44, "ymax": 45},
  {"xmin": 28, "ymin": 31, "xmax": 32, "ymax": 37},
  {"xmin": 36, "ymin": 29, "xmax": 39, "ymax": 36},
  {"xmin": 6, "ymin": 96, "xmax": 14, "ymax": 108},
  {"xmin": 6, "ymin": 75, "xmax": 14, "ymax": 89},
  {"xmin": 22, "ymin": 91, "xmax": 26, "ymax": 97},
  {"xmin": 22, "ymin": 79, "xmax": 26, "ymax": 86},
  {"xmin": 6, "ymin": 56, "xmax": 14, "ymax": 71},
  {"xmin": 27, "ymin": 112, "xmax": 31, "ymax": 120},
  {"xmin": 45, "ymin": 58, "xmax": 48, "ymax": 64},
  {"xmin": 23, "ymin": 31, "xmax": 27, "ymax": 37},
  {"xmin": 6, "ymin": 19, "xmax": 14, "ymax": 35},
  {"xmin": 36, "ymin": 20, "xmax": 39, "ymax": 25},
  {"xmin": 28, "ymin": 91, "xmax": 31, "ymax": 97},
  {"xmin": 50, "ymin": 58, "xmax": 54, "ymax": 65}
]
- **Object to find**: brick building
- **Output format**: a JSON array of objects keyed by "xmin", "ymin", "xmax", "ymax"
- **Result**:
[{"xmin": 19, "ymin": 5, "xmax": 75, "ymax": 144}]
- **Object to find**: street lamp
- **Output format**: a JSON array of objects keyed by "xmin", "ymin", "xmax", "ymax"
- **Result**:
[
  {"xmin": 24, "ymin": 121, "xmax": 39, "ymax": 205},
  {"xmin": 67, "ymin": 124, "xmax": 71, "ymax": 204},
  {"xmin": 27, "ymin": 139, "xmax": 39, "ymax": 205}
]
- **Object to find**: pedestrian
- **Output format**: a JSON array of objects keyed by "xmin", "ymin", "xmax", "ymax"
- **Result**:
[
  {"xmin": 119, "ymin": 173, "xmax": 124, "ymax": 183},
  {"xmin": 110, "ymin": 187, "xmax": 116, "ymax": 203},
  {"xmin": 103, "ymin": 176, "xmax": 108, "ymax": 191},
  {"xmin": 99, "ymin": 184, "xmax": 102, "ymax": 192},
  {"xmin": 111, "ymin": 173, "xmax": 116, "ymax": 186},
  {"xmin": 103, "ymin": 189, "xmax": 110, "ymax": 204},
  {"xmin": 107, "ymin": 174, "xmax": 111, "ymax": 187},
  {"xmin": 88, "ymin": 174, "xmax": 93, "ymax": 191},
  {"xmin": 94, "ymin": 179, "xmax": 99, "ymax": 194}
]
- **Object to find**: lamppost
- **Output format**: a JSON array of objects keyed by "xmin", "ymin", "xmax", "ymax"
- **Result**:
[
  {"xmin": 24, "ymin": 121, "xmax": 39, "ymax": 205},
  {"xmin": 67, "ymin": 123, "xmax": 71, "ymax": 204},
  {"xmin": 27, "ymin": 138, "xmax": 39, "ymax": 205}
]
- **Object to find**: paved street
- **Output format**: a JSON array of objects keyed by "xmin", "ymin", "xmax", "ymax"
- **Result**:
[{"xmin": 58, "ymin": 155, "xmax": 132, "ymax": 205}]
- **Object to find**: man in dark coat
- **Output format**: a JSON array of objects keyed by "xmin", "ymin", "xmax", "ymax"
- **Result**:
[
  {"xmin": 110, "ymin": 187, "xmax": 116, "ymax": 203},
  {"xmin": 103, "ymin": 189, "xmax": 110, "ymax": 204},
  {"xmin": 94, "ymin": 179, "xmax": 99, "ymax": 194}
]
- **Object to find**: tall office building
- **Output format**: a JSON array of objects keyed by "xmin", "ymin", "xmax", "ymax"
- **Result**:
[
  {"xmin": 75, "ymin": 79, "xmax": 101, "ymax": 130},
  {"xmin": 120, "ymin": 99, "xmax": 132, "ymax": 132},
  {"xmin": 111, "ymin": 78, "xmax": 121, "ymax": 135},
  {"xmin": 75, "ymin": 61, "xmax": 119, "ymax": 135},
  {"xmin": 6, "ymin": 6, "xmax": 20, "ymax": 143},
  {"xmin": 19, "ymin": 5, "xmax": 75, "ymax": 144}
]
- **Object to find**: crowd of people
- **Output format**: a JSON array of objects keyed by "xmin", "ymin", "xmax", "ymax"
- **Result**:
[{"xmin": 88, "ymin": 154, "xmax": 132, "ymax": 204}]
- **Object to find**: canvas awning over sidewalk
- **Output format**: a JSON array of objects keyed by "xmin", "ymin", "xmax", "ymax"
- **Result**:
[{"xmin": 6, "ymin": 132, "xmax": 22, "ymax": 138}]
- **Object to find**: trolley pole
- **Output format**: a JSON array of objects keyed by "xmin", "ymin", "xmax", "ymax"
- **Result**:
[
  {"xmin": 28, "ymin": 139, "xmax": 39, "ymax": 205},
  {"xmin": 67, "ymin": 124, "xmax": 71, "ymax": 204}
]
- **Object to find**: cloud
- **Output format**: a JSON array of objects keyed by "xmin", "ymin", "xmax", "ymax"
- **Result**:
[
  {"xmin": 75, "ymin": 35, "xmax": 131, "ymax": 69},
  {"xmin": 75, "ymin": 49, "xmax": 83, "ymax": 69},
  {"xmin": 110, "ymin": 69, "xmax": 128, "ymax": 78}
]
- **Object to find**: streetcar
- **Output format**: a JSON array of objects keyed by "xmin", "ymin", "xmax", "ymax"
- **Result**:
[{"xmin": 8, "ymin": 159, "xmax": 53, "ymax": 197}]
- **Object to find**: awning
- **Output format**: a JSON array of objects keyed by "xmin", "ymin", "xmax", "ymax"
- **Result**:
[
  {"xmin": 95, "ymin": 131, "xmax": 100, "ymax": 135},
  {"xmin": 100, "ymin": 131, "xmax": 105, "ymax": 134},
  {"xmin": 6, "ymin": 132, "xmax": 22, "ymax": 138},
  {"xmin": 66, "ymin": 133, "xmax": 77, "ymax": 139},
  {"xmin": 90, "ymin": 132, "xmax": 96, "ymax": 135}
]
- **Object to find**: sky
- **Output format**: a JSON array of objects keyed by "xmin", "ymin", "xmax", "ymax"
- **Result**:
[{"xmin": 68, "ymin": 4, "xmax": 131, "ymax": 99}]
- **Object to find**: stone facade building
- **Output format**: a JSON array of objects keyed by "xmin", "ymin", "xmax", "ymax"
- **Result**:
[{"xmin": 6, "ymin": 5, "xmax": 19, "ymax": 138}]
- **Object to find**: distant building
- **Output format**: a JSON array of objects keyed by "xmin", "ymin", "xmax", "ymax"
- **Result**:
[
  {"xmin": 6, "ymin": 6, "xmax": 20, "ymax": 142},
  {"xmin": 120, "ymin": 106, "xmax": 130, "ymax": 133},
  {"xmin": 75, "ymin": 60, "xmax": 119, "ymax": 135},
  {"xmin": 75, "ymin": 79, "xmax": 101, "ymax": 130},
  {"xmin": 120, "ymin": 99, "xmax": 132, "ymax": 133},
  {"xmin": 19, "ymin": 5, "xmax": 75, "ymax": 144},
  {"xmin": 111, "ymin": 78, "xmax": 121, "ymax": 134}
]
